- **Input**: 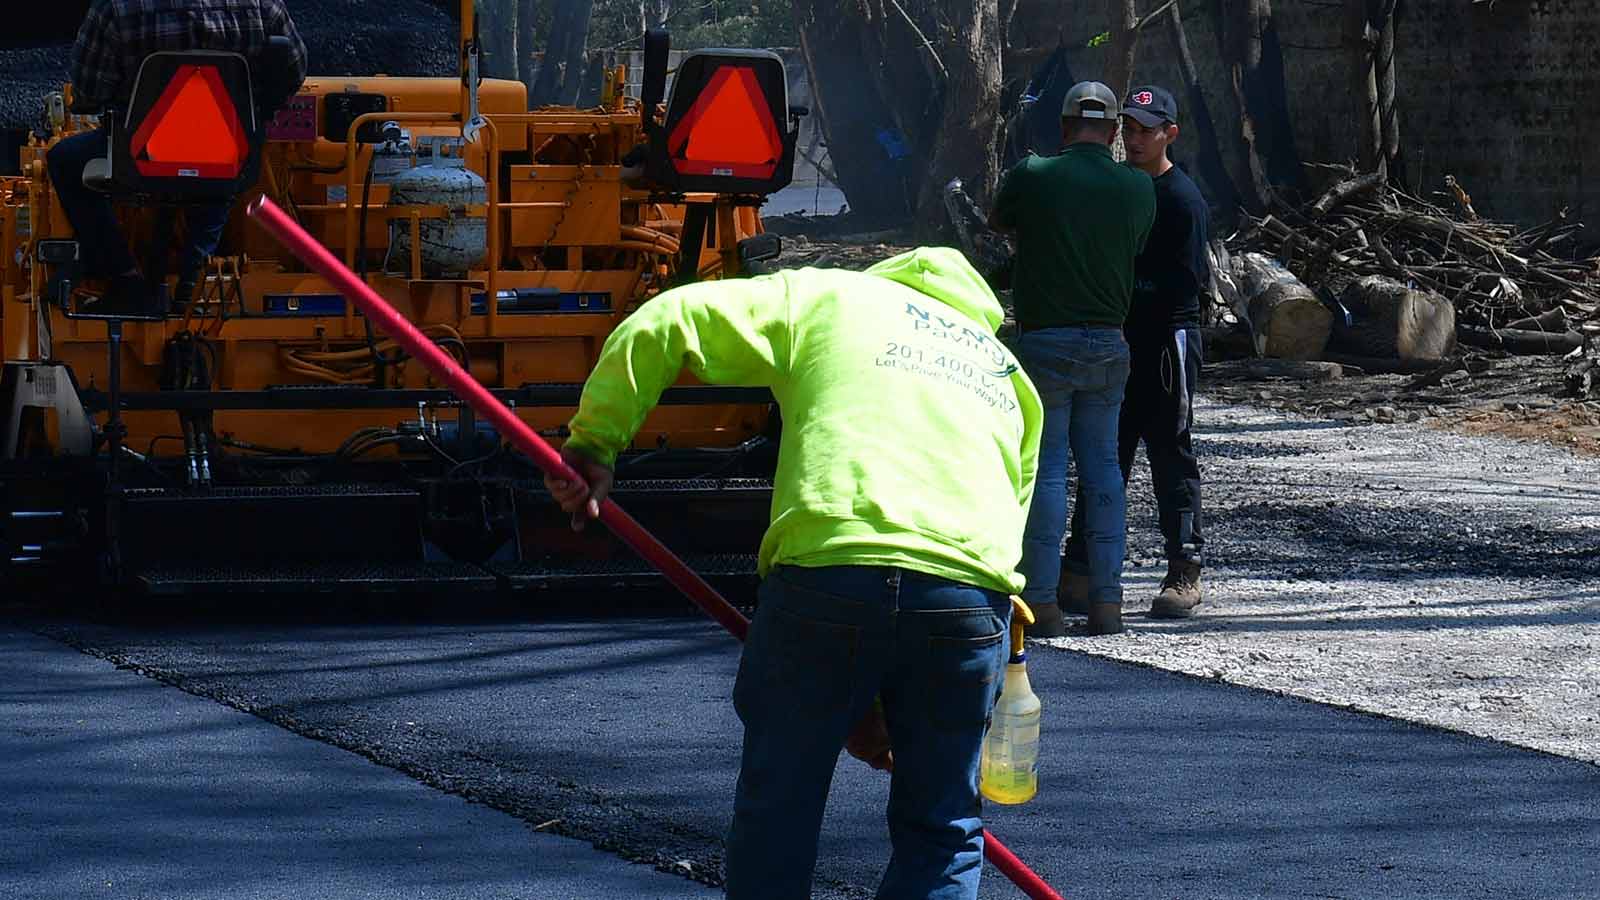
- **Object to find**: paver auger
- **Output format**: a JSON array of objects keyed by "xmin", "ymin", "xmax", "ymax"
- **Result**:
[{"xmin": 1, "ymin": 2, "xmax": 799, "ymax": 597}]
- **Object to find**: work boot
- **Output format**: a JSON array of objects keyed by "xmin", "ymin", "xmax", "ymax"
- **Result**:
[
  {"xmin": 1151, "ymin": 561, "xmax": 1203, "ymax": 619},
  {"xmin": 1024, "ymin": 601, "xmax": 1067, "ymax": 638},
  {"xmin": 1057, "ymin": 566, "xmax": 1091, "ymax": 615},
  {"xmin": 1085, "ymin": 599, "xmax": 1123, "ymax": 636}
]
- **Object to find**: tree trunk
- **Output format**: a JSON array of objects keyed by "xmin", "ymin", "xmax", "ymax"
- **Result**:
[
  {"xmin": 796, "ymin": 0, "xmax": 1004, "ymax": 232},
  {"xmin": 1374, "ymin": 1, "xmax": 1404, "ymax": 186},
  {"xmin": 517, "ymin": 0, "xmax": 538, "ymax": 92},
  {"xmin": 1345, "ymin": 0, "xmax": 1400, "ymax": 183},
  {"xmin": 793, "ymin": 0, "xmax": 915, "ymax": 223},
  {"xmin": 1214, "ymin": 0, "xmax": 1306, "ymax": 212},
  {"xmin": 914, "ymin": 0, "xmax": 1004, "ymax": 237},
  {"xmin": 478, "ymin": 0, "xmax": 519, "ymax": 81},
  {"xmin": 1330, "ymin": 275, "xmax": 1456, "ymax": 362},
  {"xmin": 1345, "ymin": 0, "xmax": 1383, "ymax": 178},
  {"xmin": 1167, "ymin": 3, "xmax": 1243, "ymax": 223},
  {"xmin": 532, "ymin": 0, "xmax": 596, "ymax": 107},
  {"xmin": 1105, "ymin": 0, "xmax": 1139, "ymax": 101}
]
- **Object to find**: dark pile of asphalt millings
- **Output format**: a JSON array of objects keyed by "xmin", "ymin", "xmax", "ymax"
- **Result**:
[{"xmin": 0, "ymin": 0, "xmax": 459, "ymax": 132}]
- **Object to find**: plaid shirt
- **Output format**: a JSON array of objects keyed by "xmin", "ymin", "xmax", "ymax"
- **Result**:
[{"xmin": 70, "ymin": 0, "xmax": 308, "ymax": 113}]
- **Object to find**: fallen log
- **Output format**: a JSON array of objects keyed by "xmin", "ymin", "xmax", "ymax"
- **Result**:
[
  {"xmin": 1404, "ymin": 360, "xmax": 1467, "ymax": 391},
  {"xmin": 1236, "ymin": 252, "xmax": 1333, "ymax": 360},
  {"xmin": 1504, "ymin": 307, "xmax": 1568, "ymax": 333},
  {"xmin": 1330, "ymin": 275, "xmax": 1456, "ymax": 362},
  {"xmin": 1566, "ymin": 334, "xmax": 1600, "ymax": 398},
  {"xmin": 1568, "ymin": 359, "xmax": 1600, "ymax": 399},
  {"xmin": 1456, "ymin": 327, "xmax": 1585, "ymax": 355},
  {"xmin": 1251, "ymin": 284, "xmax": 1333, "ymax": 360},
  {"xmin": 1201, "ymin": 324, "xmax": 1256, "ymax": 361},
  {"xmin": 1206, "ymin": 239, "xmax": 1244, "ymax": 327},
  {"xmin": 1228, "ymin": 165, "xmax": 1600, "ymax": 339},
  {"xmin": 1319, "ymin": 351, "xmax": 1447, "ymax": 375},
  {"xmin": 1239, "ymin": 359, "xmax": 1346, "ymax": 381},
  {"xmin": 1309, "ymin": 172, "xmax": 1384, "ymax": 217}
]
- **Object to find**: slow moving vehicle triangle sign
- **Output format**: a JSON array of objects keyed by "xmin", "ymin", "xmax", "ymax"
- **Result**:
[
  {"xmin": 666, "ymin": 64, "xmax": 782, "ymax": 180},
  {"xmin": 129, "ymin": 64, "xmax": 250, "ymax": 179}
]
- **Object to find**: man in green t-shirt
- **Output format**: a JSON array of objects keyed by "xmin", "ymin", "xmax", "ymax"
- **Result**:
[{"xmin": 990, "ymin": 80, "xmax": 1156, "ymax": 636}]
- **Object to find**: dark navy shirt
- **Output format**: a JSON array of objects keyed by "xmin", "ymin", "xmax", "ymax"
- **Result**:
[{"xmin": 1126, "ymin": 162, "xmax": 1210, "ymax": 339}]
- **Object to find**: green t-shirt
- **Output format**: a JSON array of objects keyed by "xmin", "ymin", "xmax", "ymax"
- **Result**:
[{"xmin": 993, "ymin": 143, "xmax": 1156, "ymax": 330}]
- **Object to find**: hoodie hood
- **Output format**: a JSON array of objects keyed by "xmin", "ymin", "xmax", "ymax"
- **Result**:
[{"xmin": 865, "ymin": 246, "xmax": 1005, "ymax": 333}]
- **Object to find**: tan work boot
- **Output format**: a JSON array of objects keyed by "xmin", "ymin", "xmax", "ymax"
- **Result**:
[
  {"xmin": 1024, "ymin": 601, "xmax": 1067, "ymax": 638},
  {"xmin": 1151, "ymin": 561, "xmax": 1202, "ymax": 618},
  {"xmin": 1057, "ymin": 567, "xmax": 1091, "ymax": 615}
]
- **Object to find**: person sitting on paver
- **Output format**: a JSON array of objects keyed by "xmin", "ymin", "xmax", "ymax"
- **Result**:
[
  {"xmin": 50, "ymin": 0, "xmax": 308, "ymax": 316},
  {"xmin": 544, "ymin": 247, "xmax": 1043, "ymax": 900},
  {"xmin": 989, "ymin": 81, "xmax": 1156, "ymax": 637}
]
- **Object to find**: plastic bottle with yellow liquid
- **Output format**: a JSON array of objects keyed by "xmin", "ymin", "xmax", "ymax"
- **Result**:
[{"xmin": 979, "ymin": 596, "xmax": 1041, "ymax": 805}]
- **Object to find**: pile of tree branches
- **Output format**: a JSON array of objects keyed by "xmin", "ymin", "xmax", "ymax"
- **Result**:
[{"xmin": 1232, "ymin": 165, "xmax": 1600, "ymax": 357}]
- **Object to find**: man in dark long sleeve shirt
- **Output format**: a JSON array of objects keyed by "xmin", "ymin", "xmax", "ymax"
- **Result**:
[
  {"xmin": 1064, "ymin": 84, "xmax": 1210, "ymax": 618},
  {"xmin": 48, "ymin": 0, "xmax": 307, "ymax": 315}
]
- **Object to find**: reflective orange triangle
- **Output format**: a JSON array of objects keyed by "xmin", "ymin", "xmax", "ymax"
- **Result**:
[
  {"xmin": 682, "ymin": 69, "xmax": 780, "ymax": 165},
  {"xmin": 140, "ymin": 68, "xmax": 243, "ymax": 165}
]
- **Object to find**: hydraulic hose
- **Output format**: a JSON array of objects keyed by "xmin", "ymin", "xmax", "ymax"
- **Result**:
[{"xmin": 245, "ymin": 195, "xmax": 1065, "ymax": 900}]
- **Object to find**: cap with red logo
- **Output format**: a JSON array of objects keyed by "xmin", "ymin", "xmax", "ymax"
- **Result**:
[{"xmin": 1122, "ymin": 85, "xmax": 1178, "ymax": 127}]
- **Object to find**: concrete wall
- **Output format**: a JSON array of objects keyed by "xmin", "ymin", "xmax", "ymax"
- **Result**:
[{"xmin": 1010, "ymin": 0, "xmax": 1600, "ymax": 229}]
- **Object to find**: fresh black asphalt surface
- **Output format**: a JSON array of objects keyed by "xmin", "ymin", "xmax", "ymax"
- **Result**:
[
  {"xmin": 0, "ymin": 623, "xmax": 712, "ymax": 900},
  {"xmin": 6, "ymin": 600, "xmax": 1598, "ymax": 900}
]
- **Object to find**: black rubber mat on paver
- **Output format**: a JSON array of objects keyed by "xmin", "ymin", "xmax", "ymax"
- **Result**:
[
  {"xmin": 121, "ymin": 484, "xmax": 420, "ymax": 502},
  {"xmin": 133, "ymin": 561, "xmax": 496, "ymax": 595},
  {"xmin": 487, "ymin": 553, "xmax": 759, "ymax": 587},
  {"xmin": 554, "ymin": 478, "xmax": 773, "ymax": 500}
]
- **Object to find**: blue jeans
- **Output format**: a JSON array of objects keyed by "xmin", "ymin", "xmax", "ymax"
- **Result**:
[
  {"xmin": 46, "ymin": 128, "xmax": 231, "ymax": 283},
  {"xmin": 1015, "ymin": 327, "xmax": 1131, "ymax": 607},
  {"xmin": 725, "ymin": 564, "xmax": 1012, "ymax": 900}
]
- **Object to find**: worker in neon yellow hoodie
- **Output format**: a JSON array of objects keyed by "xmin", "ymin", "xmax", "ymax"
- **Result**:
[{"xmin": 547, "ymin": 246, "xmax": 1042, "ymax": 900}]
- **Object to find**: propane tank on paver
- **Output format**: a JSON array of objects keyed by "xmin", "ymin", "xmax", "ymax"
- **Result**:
[
  {"xmin": 387, "ymin": 137, "xmax": 487, "ymax": 278},
  {"xmin": 980, "ymin": 596, "xmax": 1041, "ymax": 805}
]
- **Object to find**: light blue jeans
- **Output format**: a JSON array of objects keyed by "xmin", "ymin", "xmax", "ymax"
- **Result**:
[
  {"xmin": 724, "ymin": 564, "xmax": 1011, "ymax": 900},
  {"xmin": 1015, "ymin": 327, "xmax": 1131, "ymax": 608}
]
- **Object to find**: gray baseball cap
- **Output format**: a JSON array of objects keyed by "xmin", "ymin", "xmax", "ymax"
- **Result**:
[{"xmin": 1061, "ymin": 81, "xmax": 1119, "ymax": 120}]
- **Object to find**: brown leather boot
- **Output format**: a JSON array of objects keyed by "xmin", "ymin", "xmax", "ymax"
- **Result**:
[
  {"xmin": 1151, "ymin": 561, "xmax": 1202, "ymax": 618},
  {"xmin": 1024, "ymin": 601, "xmax": 1067, "ymax": 638},
  {"xmin": 1085, "ymin": 600, "xmax": 1123, "ymax": 635},
  {"xmin": 1057, "ymin": 566, "xmax": 1091, "ymax": 615}
]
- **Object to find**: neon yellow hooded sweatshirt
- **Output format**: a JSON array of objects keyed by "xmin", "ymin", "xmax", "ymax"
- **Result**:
[{"xmin": 563, "ymin": 246, "xmax": 1043, "ymax": 595}]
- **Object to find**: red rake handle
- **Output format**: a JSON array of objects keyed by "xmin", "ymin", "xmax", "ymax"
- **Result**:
[{"xmin": 245, "ymin": 194, "xmax": 1062, "ymax": 900}]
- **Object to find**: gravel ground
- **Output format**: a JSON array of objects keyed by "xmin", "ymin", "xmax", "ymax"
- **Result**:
[{"xmin": 1042, "ymin": 395, "xmax": 1600, "ymax": 766}]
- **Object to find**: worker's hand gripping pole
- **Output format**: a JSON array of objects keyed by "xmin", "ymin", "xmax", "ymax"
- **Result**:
[{"xmin": 245, "ymin": 195, "xmax": 1062, "ymax": 900}]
